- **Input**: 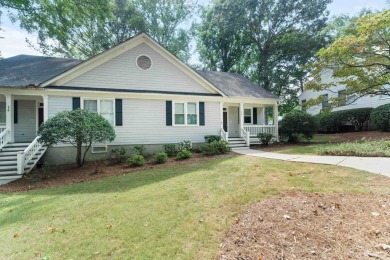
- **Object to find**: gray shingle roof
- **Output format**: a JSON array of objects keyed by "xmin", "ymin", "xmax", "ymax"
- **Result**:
[
  {"xmin": 0, "ymin": 55, "xmax": 277, "ymax": 99},
  {"xmin": 196, "ymin": 70, "xmax": 277, "ymax": 99},
  {"xmin": 0, "ymin": 55, "xmax": 82, "ymax": 87}
]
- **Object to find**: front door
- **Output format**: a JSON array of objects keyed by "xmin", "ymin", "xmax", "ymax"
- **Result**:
[
  {"xmin": 228, "ymin": 106, "xmax": 240, "ymax": 137},
  {"xmin": 14, "ymin": 100, "xmax": 37, "ymax": 142},
  {"xmin": 223, "ymin": 110, "xmax": 228, "ymax": 132}
]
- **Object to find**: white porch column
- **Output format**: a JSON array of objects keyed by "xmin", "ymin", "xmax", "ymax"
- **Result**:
[
  {"xmin": 219, "ymin": 101, "xmax": 223, "ymax": 129},
  {"xmin": 239, "ymin": 102, "xmax": 244, "ymax": 137},
  {"xmin": 42, "ymin": 95, "xmax": 49, "ymax": 122},
  {"xmin": 273, "ymin": 103, "xmax": 279, "ymax": 142},
  {"xmin": 5, "ymin": 94, "xmax": 14, "ymax": 143}
]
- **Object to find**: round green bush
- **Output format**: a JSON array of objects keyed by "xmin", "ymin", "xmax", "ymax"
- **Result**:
[
  {"xmin": 279, "ymin": 110, "xmax": 318, "ymax": 143},
  {"xmin": 200, "ymin": 140, "xmax": 230, "ymax": 155},
  {"xmin": 371, "ymin": 104, "xmax": 390, "ymax": 131},
  {"xmin": 127, "ymin": 155, "xmax": 145, "ymax": 167},
  {"xmin": 176, "ymin": 149, "xmax": 192, "ymax": 160},
  {"xmin": 154, "ymin": 152, "xmax": 168, "ymax": 164}
]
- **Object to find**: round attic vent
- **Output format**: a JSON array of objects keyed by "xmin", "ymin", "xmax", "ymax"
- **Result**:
[{"xmin": 136, "ymin": 55, "xmax": 152, "ymax": 70}]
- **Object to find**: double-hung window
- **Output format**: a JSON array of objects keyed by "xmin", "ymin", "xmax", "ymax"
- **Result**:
[
  {"xmin": 322, "ymin": 94, "xmax": 329, "ymax": 109},
  {"xmin": 83, "ymin": 98, "xmax": 115, "ymax": 125},
  {"xmin": 338, "ymin": 90, "xmax": 346, "ymax": 106},
  {"xmin": 174, "ymin": 102, "xmax": 198, "ymax": 126},
  {"xmin": 244, "ymin": 108, "xmax": 252, "ymax": 124}
]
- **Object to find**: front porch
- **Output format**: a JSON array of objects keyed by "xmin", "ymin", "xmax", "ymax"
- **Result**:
[
  {"xmin": 0, "ymin": 94, "xmax": 48, "ymax": 183},
  {"xmin": 220, "ymin": 101, "xmax": 278, "ymax": 147}
]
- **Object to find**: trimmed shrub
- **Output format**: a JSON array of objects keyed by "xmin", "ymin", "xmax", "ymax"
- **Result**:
[
  {"xmin": 127, "ymin": 155, "xmax": 145, "ymax": 167},
  {"xmin": 133, "ymin": 145, "xmax": 147, "ymax": 157},
  {"xmin": 163, "ymin": 144, "xmax": 177, "ymax": 157},
  {"xmin": 176, "ymin": 149, "xmax": 192, "ymax": 160},
  {"xmin": 257, "ymin": 133, "xmax": 273, "ymax": 146},
  {"xmin": 154, "ymin": 152, "xmax": 168, "ymax": 164},
  {"xmin": 201, "ymin": 140, "xmax": 230, "ymax": 155},
  {"xmin": 371, "ymin": 104, "xmax": 390, "ymax": 131},
  {"xmin": 279, "ymin": 110, "xmax": 318, "ymax": 143},
  {"xmin": 315, "ymin": 112, "xmax": 344, "ymax": 133},
  {"xmin": 111, "ymin": 147, "xmax": 128, "ymax": 163},
  {"xmin": 204, "ymin": 135, "xmax": 222, "ymax": 143},
  {"xmin": 179, "ymin": 140, "xmax": 192, "ymax": 151}
]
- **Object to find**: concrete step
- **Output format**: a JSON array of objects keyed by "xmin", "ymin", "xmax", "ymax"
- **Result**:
[
  {"xmin": 229, "ymin": 143, "xmax": 248, "ymax": 148},
  {"xmin": 4, "ymin": 143, "xmax": 30, "ymax": 147},
  {"xmin": 229, "ymin": 140, "xmax": 246, "ymax": 144},
  {"xmin": 0, "ymin": 156, "xmax": 17, "ymax": 161},
  {"xmin": 0, "ymin": 161, "xmax": 17, "ymax": 166},
  {"xmin": 1, "ymin": 147, "xmax": 27, "ymax": 152}
]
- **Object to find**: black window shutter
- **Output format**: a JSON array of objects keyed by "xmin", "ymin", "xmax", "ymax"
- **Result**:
[
  {"xmin": 253, "ymin": 108, "xmax": 257, "ymax": 124},
  {"xmin": 199, "ymin": 102, "xmax": 205, "ymax": 126},
  {"xmin": 14, "ymin": 100, "xmax": 18, "ymax": 124},
  {"xmin": 166, "ymin": 101, "xmax": 172, "ymax": 126},
  {"xmin": 115, "ymin": 99, "xmax": 123, "ymax": 126},
  {"xmin": 72, "ymin": 97, "xmax": 81, "ymax": 110}
]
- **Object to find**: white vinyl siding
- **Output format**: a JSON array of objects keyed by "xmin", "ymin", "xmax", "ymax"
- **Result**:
[
  {"xmin": 48, "ymin": 96, "xmax": 72, "ymax": 118},
  {"xmin": 64, "ymin": 43, "xmax": 212, "ymax": 94}
]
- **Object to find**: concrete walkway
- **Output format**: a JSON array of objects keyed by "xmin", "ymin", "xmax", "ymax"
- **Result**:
[{"xmin": 233, "ymin": 148, "xmax": 390, "ymax": 178}]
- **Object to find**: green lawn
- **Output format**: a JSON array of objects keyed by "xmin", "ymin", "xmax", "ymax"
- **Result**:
[{"xmin": 1, "ymin": 155, "xmax": 389, "ymax": 259}]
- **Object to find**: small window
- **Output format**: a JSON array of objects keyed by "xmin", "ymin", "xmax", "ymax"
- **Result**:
[
  {"xmin": 174, "ymin": 102, "xmax": 198, "ymax": 126},
  {"xmin": 92, "ymin": 145, "xmax": 108, "ymax": 154},
  {"xmin": 136, "ymin": 55, "xmax": 152, "ymax": 70},
  {"xmin": 301, "ymin": 99, "xmax": 306, "ymax": 111},
  {"xmin": 338, "ymin": 90, "xmax": 346, "ymax": 106},
  {"xmin": 322, "ymin": 94, "xmax": 329, "ymax": 108},
  {"xmin": 244, "ymin": 108, "xmax": 252, "ymax": 124}
]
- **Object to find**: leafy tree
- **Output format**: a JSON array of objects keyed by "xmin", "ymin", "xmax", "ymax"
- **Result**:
[
  {"xmin": 38, "ymin": 109, "xmax": 116, "ymax": 167},
  {"xmin": 306, "ymin": 9, "xmax": 390, "ymax": 102},
  {"xmin": 5, "ymin": 0, "xmax": 194, "ymax": 60},
  {"xmin": 197, "ymin": 0, "xmax": 331, "ymax": 115}
]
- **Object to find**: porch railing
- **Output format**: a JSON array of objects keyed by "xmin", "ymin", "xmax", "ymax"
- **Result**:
[
  {"xmin": 17, "ymin": 136, "xmax": 47, "ymax": 174},
  {"xmin": 0, "ymin": 127, "xmax": 10, "ymax": 150},
  {"xmin": 243, "ymin": 125, "xmax": 277, "ymax": 137},
  {"xmin": 220, "ymin": 126, "xmax": 228, "ymax": 142},
  {"xmin": 241, "ymin": 127, "xmax": 250, "ymax": 147}
]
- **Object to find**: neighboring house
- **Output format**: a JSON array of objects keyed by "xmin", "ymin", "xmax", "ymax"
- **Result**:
[
  {"xmin": 299, "ymin": 69, "xmax": 390, "ymax": 115},
  {"xmin": 0, "ymin": 33, "xmax": 278, "ymax": 184}
]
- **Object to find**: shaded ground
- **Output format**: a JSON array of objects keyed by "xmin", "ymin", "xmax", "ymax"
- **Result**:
[
  {"xmin": 0, "ymin": 152, "xmax": 233, "ymax": 193},
  {"xmin": 253, "ymin": 131, "xmax": 390, "ymax": 153},
  {"xmin": 219, "ymin": 192, "xmax": 390, "ymax": 260}
]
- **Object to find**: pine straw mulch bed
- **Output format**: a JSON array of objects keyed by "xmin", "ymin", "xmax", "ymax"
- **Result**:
[
  {"xmin": 0, "ymin": 152, "xmax": 234, "ymax": 193},
  {"xmin": 218, "ymin": 192, "xmax": 390, "ymax": 260}
]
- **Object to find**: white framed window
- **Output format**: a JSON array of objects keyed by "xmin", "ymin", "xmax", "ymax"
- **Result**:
[
  {"xmin": 244, "ymin": 108, "xmax": 252, "ymax": 124},
  {"xmin": 82, "ymin": 98, "xmax": 115, "ymax": 125},
  {"xmin": 173, "ymin": 101, "xmax": 199, "ymax": 126}
]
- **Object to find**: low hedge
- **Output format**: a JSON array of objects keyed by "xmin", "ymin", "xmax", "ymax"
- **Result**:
[
  {"xmin": 316, "ymin": 107, "xmax": 373, "ymax": 133},
  {"xmin": 371, "ymin": 104, "xmax": 390, "ymax": 132}
]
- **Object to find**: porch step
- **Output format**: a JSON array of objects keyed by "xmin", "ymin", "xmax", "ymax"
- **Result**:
[
  {"xmin": 0, "ymin": 175, "xmax": 22, "ymax": 185},
  {"xmin": 4, "ymin": 143, "xmax": 31, "ymax": 147},
  {"xmin": 227, "ymin": 137, "xmax": 248, "ymax": 148},
  {"xmin": 1, "ymin": 146, "xmax": 28, "ymax": 152}
]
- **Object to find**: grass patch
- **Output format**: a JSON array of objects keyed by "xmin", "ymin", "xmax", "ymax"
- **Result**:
[
  {"xmin": 315, "ymin": 140, "xmax": 390, "ymax": 157},
  {"xmin": 1, "ymin": 155, "xmax": 389, "ymax": 259}
]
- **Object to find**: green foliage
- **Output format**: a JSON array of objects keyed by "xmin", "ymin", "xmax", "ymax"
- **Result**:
[
  {"xmin": 39, "ymin": 109, "xmax": 115, "ymax": 167},
  {"xmin": 179, "ymin": 140, "xmax": 192, "ymax": 151},
  {"xmin": 127, "ymin": 154, "xmax": 145, "ymax": 167},
  {"xmin": 315, "ymin": 141, "xmax": 390, "ymax": 157},
  {"xmin": 200, "ymin": 140, "xmax": 230, "ymax": 156},
  {"xmin": 7, "ymin": 0, "xmax": 194, "ymax": 60},
  {"xmin": 315, "ymin": 108, "xmax": 373, "ymax": 133},
  {"xmin": 175, "ymin": 149, "xmax": 192, "ymax": 160},
  {"xmin": 306, "ymin": 9, "xmax": 390, "ymax": 100},
  {"xmin": 371, "ymin": 104, "xmax": 390, "ymax": 132},
  {"xmin": 133, "ymin": 145, "xmax": 146, "ymax": 157},
  {"xmin": 154, "ymin": 152, "xmax": 168, "ymax": 164},
  {"xmin": 279, "ymin": 110, "xmax": 318, "ymax": 143},
  {"xmin": 315, "ymin": 112, "xmax": 345, "ymax": 133},
  {"xmin": 197, "ymin": 0, "xmax": 331, "ymax": 110},
  {"xmin": 204, "ymin": 135, "xmax": 221, "ymax": 144},
  {"xmin": 257, "ymin": 133, "xmax": 274, "ymax": 146},
  {"xmin": 163, "ymin": 144, "xmax": 177, "ymax": 157},
  {"xmin": 111, "ymin": 147, "xmax": 128, "ymax": 163}
]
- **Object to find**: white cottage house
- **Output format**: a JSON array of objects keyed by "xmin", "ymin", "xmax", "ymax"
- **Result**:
[
  {"xmin": 0, "ymin": 33, "xmax": 278, "ymax": 184},
  {"xmin": 299, "ymin": 69, "xmax": 390, "ymax": 115}
]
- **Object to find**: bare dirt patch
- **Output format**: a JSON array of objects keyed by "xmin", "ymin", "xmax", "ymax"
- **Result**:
[
  {"xmin": 0, "ymin": 152, "xmax": 234, "ymax": 193},
  {"xmin": 219, "ymin": 192, "xmax": 390, "ymax": 260}
]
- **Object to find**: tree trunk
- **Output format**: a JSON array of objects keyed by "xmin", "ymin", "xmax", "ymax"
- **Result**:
[{"xmin": 76, "ymin": 141, "xmax": 83, "ymax": 167}]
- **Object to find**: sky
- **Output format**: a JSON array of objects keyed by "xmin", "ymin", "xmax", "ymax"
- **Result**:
[{"xmin": 0, "ymin": 0, "xmax": 388, "ymax": 58}]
